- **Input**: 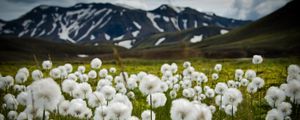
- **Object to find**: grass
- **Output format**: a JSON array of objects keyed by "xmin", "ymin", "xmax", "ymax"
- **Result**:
[{"xmin": 0, "ymin": 57, "xmax": 299, "ymax": 120}]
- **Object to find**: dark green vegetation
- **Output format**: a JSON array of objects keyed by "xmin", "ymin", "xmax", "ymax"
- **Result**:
[{"xmin": 0, "ymin": 58, "xmax": 300, "ymax": 119}]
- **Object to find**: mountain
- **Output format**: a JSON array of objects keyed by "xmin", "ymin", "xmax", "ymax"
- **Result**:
[
  {"xmin": 190, "ymin": 0, "xmax": 300, "ymax": 57},
  {"xmin": 0, "ymin": 3, "xmax": 250, "ymax": 48}
]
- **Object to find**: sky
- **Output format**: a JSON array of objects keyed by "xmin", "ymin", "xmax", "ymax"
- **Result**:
[{"xmin": 0, "ymin": 0, "xmax": 291, "ymax": 21}]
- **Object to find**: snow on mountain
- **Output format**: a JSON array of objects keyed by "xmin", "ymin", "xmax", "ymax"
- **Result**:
[{"xmin": 0, "ymin": 3, "xmax": 251, "ymax": 46}]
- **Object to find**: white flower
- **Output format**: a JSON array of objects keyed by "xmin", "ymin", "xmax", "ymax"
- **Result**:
[
  {"xmin": 31, "ymin": 70, "xmax": 43, "ymax": 81},
  {"xmin": 205, "ymin": 89, "xmax": 215, "ymax": 98},
  {"xmin": 139, "ymin": 74, "xmax": 161, "ymax": 95},
  {"xmin": 4, "ymin": 94, "xmax": 18, "ymax": 110},
  {"xmin": 17, "ymin": 112, "xmax": 27, "ymax": 120},
  {"xmin": 110, "ymin": 93, "xmax": 133, "ymax": 110},
  {"xmin": 50, "ymin": 68, "xmax": 61, "ymax": 79},
  {"xmin": 183, "ymin": 88, "xmax": 195, "ymax": 98},
  {"xmin": 0, "ymin": 76, "xmax": 14, "ymax": 89},
  {"xmin": 77, "ymin": 66, "xmax": 86, "ymax": 73},
  {"xmin": 58, "ymin": 100, "xmax": 70, "ymax": 116},
  {"xmin": 287, "ymin": 64, "xmax": 300, "ymax": 76},
  {"xmin": 87, "ymin": 70, "xmax": 97, "ymax": 79},
  {"xmin": 223, "ymin": 88, "xmax": 243, "ymax": 106},
  {"xmin": 214, "ymin": 64, "xmax": 222, "ymax": 72},
  {"xmin": 240, "ymin": 78, "xmax": 249, "ymax": 86},
  {"xmin": 245, "ymin": 70, "xmax": 256, "ymax": 80},
  {"xmin": 235, "ymin": 69, "xmax": 244, "ymax": 80},
  {"xmin": 171, "ymin": 63, "xmax": 178, "ymax": 73},
  {"xmin": 252, "ymin": 55, "xmax": 263, "ymax": 64},
  {"xmin": 170, "ymin": 99, "xmax": 196, "ymax": 120},
  {"xmin": 16, "ymin": 92, "xmax": 28, "ymax": 106},
  {"xmin": 87, "ymin": 91, "xmax": 106, "ymax": 108},
  {"xmin": 286, "ymin": 80, "xmax": 300, "ymax": 103},
  {"xmin": 147, "ymin": 93, "xmax": 167, "ymax": 108},
  {"xmin": 194, "ymin": 104, "xmax": 212, "ymax": 120},
  {"xmin": 42, "ymin": 60, "xmax": 52, "ymax": 70},
  {"xmin": 127, "ymin": 91, "xmax": 135, "ymax": 99},
  {"xmin": 141, "ymin": 110, "xmax": 155, "ymax": 120},
  {"xmin": 227, "ymin": 80, "xmax": 236, "ymax": 88},
  {"xmin": 29, "ymin": 78, "xmax": 62, "ymax": 111},
  {"xmin": 225, "ymin": 105, "xmax": 237, "ymax": 116},
  {"xmin": 277, "ymin": 102, "xmax": 292, "ymax": 117},
  {"xmin": 62, "ymin": 79, "xmax": 77, "ymax": 95},
  {"xmin": 194, "ymin": 86, "xmax": 202, "ymax": 95},
  {"xmin": 265, "ymin": 109, "xmax": 284, "ymax": 120},
  {"xmin": 79, "ymin": 74, "xmax": 89, "ymax": 82},
  {"xmin": 64, "ymin": 63, "xmax": 73, "ymax": 73},
  {"xmin": 107, "ymin": 102, "xmax": 131, "ymax": 120},
  {"xmin": 215, "ymin": 83, "xmax": 228, "ymax": 95},
  {"xmin": 67, "ymin": 73, "xmax": 77, "ymax": 81},
  {"xmin": 99, "ymin": 69, "xmax": 108, "ymax": 78},
  {"xmin": 94, "ymin": 105, "xmax": 109, "ymax": 120},
  {"xmin": 100, "ymin": 85, "xmax": 116, "ymax": 101},
  {"xmin": 212, "ymin": 73, "xmax": 219, "ymax": 80},
  {"xmin": 68, "ymin": 99, "xmax": 89, "ymax": 118},
  {"xmin": 161, "ymin": 64, "xmax": 171, "ymax": 74},
  {"xmin": 8, "ymin": 111, "xmax": 18, "ymax": 120},
  {"xmin": 109, "ymin": 67, "xmax": 117, "ymax": 73},
  {"xmin": 97, "ymin": 79, "xmax": 112, "ymax": 91},
  {"xmin": 252, "ymin": 77, "xmax": 265, "ymax": 89},
  {"xmin": 183, "ymin": 61, "xmax": 191, "ymax": 68},
  {"xmin": 15, "ymin": 72, "xmax": 27, "ymax": 84},
  {"xmin": 78, "ymin": 82, "xmax": 92, "ymax": 98},
  {"xmin": 265, "ymin": 87, "xmax": 286, "ymax": 108},
  {"xmin": 169, "ymin": 90, "xmax": 177, "ymax": 99},
  {"xmin": 91, "ymin": 58, "xmax": 102, "ymax": 69},
  {"xmin": 247, "ymin": 82, "xmax": 258, "ymax": 94}
]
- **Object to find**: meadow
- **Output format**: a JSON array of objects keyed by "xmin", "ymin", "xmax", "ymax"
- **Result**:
[{"xmin": 0, "ymin": 57, "xmax": 299, "ymax": 120}]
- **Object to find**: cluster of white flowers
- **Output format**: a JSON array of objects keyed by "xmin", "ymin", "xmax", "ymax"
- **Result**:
[{"xmin": 1, "ymin": 55, "xmax": 299, "ymax": 120}]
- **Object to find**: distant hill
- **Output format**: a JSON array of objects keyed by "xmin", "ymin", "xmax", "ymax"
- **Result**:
[{"xmin": 190, "ymin": 0, "xmax": 300, "ymax": 57}]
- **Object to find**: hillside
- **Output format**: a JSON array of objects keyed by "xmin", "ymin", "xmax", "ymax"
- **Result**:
[{"xmin": 191, "ymin": 0, "xmax": 300, "ymax": 57}]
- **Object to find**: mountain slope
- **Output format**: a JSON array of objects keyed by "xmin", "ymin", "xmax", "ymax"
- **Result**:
[
  {"xmin": 0, "ymin": 3, "xmax": 250, "ymax": 47},
  {"xmin": 191, "ymin": 0, "xmax": 300, "ymax": 57}
]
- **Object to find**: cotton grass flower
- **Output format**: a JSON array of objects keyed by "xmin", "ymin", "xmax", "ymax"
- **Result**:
[
  {"xmin": 29, "ymin": 78, "xmax": 62, "ymax": 111},
  {"xmin": 223, "ymin": 88, "xmax": 243, "ymax": 106},
  {"xmin": 62, "ymin": 79, "xmax": 77, "ymax": 95},
  {"xmin": 99, "ymin": 69, "xmax": 108, "ymax": 78},
  {"xmin": 235, "ymin": 69, "xmax": 244, "ymax": 80},
  {"xmin": 245, "ymin": 70, "xmax": 256, "ymax": 80},
  {"xmin": 17, "ymin": 112, "xmax": 27, "ymax": 120},
  {"xmin": 147, "ymin": 93, "xmax": 167, "ymax": 108},
  {"xmin": 87, "ymin": 91, "xmax": 106, "ymax": 108},
  {"xmin": 31, "ymin": 70, "xmax": 43, "ymax": 81},
  {"xmin": 286, "ymin": 80, "xmax": 300, "ymax": 103},
  {"xmin": 247, "ymin": 82, "xmax": 258, "ymax": 94},
  {"xmin": 91, "ymin": 58, "xmax": 102, "ymax": 69},
  {"xmin": 4, "ymin": 94, "xmax": 18, "ymax": 110},
  {"xmin": 100, "ymin": 85, "xmax": 116, "ymax": 101},
  {"xmin": 170, "ymin": 99, "xmax": 195, "ymax": 120},
  {"xmin": 58, "ymin": 100, "xmax": 70, "ymax": 116},
  {"xmin": 50, "ymin": 68, "xmax": 61, "ymax": 79},
  {"xmin": 265, "ymin": 86, "xmax": 286, "ymax": 108},
  {"xmin": 64, "ymin": 63, "xmax": 73, "ymax": 73},
  {"xmin": 16, "ymin": 92, "xmax": 28, "ymax": 106},
  {"xmin": 77, "ymin": 66, "xmax": 86, "ymax": 73},
  {"xmin": 15, "ymin": 72, "xmax": 27, "ymax": 84},
  {"xmin": 8, "ymin": 111, "xmax": 18, "ymax": 120},
  {"xmin": 214, "ymin": 64, "xmax": 222, "ymax": 72},
  {"xmin": 252, "ymin": 55, "xmax": 263, "ymax": 64},
  {"xmin": 215, "ymin": 83, "xmax": 228, "ymax": 95},
  {"xmin": 107, "ymin": 102, "xmax": 131, "ymax": 120},
  {"xmin": 194, "ymin": 104, "xmax": 212, "ymax": 120},
  {"xmin": 88, "ymin": 70, "xmax": 97, "ymax": 79},
  {"xmin": 265, "ymin": 109, "xmax": 284, "ymax": 120},
  {"xmin": 240, "ymin": 78, "xmax": 249, "ymax": 86},
  {"xmin": 141, "ymin": 110, "xmax": 155, "ymax": 120},
  {"xmin": 139, "ymin": 74, "xmax": 161, "ymax": 95},
  {"xmin": 212, "ymin": 73, "xmax": 219, "ymax": 80},
  {"xmin": 225, "ymin": 105, "xmax": 237, "ymax": 116},
  {"xmin": 0, "ymin": 75, "xmax": 14, "ymax": 90},
  {"xmin": 277, "ymin": 102, "xmax": 292, "ymax": 117},
  {"xmin": 252, "ymin": 77, "xmax": 265, "ymax": 89},
  {"xmin": 42, "ymin": 60, "xmax": 52, "ymax": 70}
]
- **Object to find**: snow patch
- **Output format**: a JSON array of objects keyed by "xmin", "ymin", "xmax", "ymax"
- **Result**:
[
  {"xmin": 113, "ymin": 35, "xmax": 124, "ymax": 41},
  {"xmin": 169, "ymin": 5, "xmax": 185, "ymax": 13},
  {"xmin": 203, "ymin": 15, "xmax": 212, "ymax": 20},
  {"xmin": 147, "ymin": 12, "xmax": 164, "ymax": 32},
  {"xmin": 116, "ymin": 40, "xmax": 133, "ymax": 49},
  {"xmin": 155, "ymin": 37, "xmax": 166, "ymax": 46},
  {"xmin": 94, "ymin": 43, "xmax": 99, "ymax": 46},
  {"xmin": 182, "ymin": 19, "xmax": 188, "ymax": 29},
  {"xmin": 170, "ymin": 17, "xmax": 180, "ymax": 30},
  {"xmin": 220, "ymin": 29, "xmax": 229, "ymax": 34},
  {"xmin": 163, "ymin": 16, "xmax": 170, "ymax": 22},
  {"xmin": 90, "ymin": 35, "xmax": 95, "ymax": 40},
  {"xmin": 133, "ymin": 21, "xmax": 141, "ymax": 29},
  {"xmin": 202, "ymin": 23, "xmax": 208, "ymax": 26},
  {"xmin": 77, "ymin": 54, "xmax": 89, "ymax": 58},
  {"xmin": 104, "ymin": 33, "xmax": 111, "ymax": 40},
  {"xmin": 132, "ymin": 30, "xmax": 140, "ymax": 37},
  {"xmin": 194, "ymin": 21, "xmax": 198, "ymax": 28},
  {"xmin": 190, "ymin": 35, "xmax": 203, "ymax": 43}
]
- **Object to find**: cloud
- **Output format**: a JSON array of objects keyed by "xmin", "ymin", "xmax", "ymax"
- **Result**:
[
  {"xmin": 0, "ymin": 0, "xmax": 291, "ymax": 21},
  {"xmin": 228, "ymin": 0, "xmax": 290, "ymax": 20}
]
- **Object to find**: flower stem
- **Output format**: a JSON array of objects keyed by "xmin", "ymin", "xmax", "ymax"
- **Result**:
[{"xmin": 150, "ymin": 94, "xmax": 153, "ymax": 120}]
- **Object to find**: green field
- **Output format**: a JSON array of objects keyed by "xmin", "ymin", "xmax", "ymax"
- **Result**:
[{"xmin": 0, "ymin": 57, "xmax": 299, "ymax": 120}]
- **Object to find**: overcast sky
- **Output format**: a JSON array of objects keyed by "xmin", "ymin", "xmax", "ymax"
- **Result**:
[{"xmin": 0, "ymin": 0, "xmax": 290, "ymax": 21}]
